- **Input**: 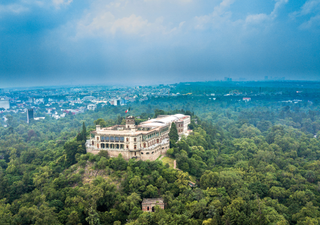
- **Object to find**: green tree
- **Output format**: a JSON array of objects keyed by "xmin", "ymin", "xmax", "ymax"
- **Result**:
[
  {"xmin": 169, "ymin": 123, "xmax": 179, "ymax": 147},
  {"xmin": 0, "ymin": 199, "xmax": 13, "ymax": 225},
  {"xmin": 86, "ymin": 206, "xmax": 100, "ymax": 225},
  {"xmin": 94, "ymin": 118, "xmax": 107, "ymax": 127},
  {"xmin": 82, "ymin": 122, "xmax": 87, "ymax": 141},
  {"xmin": 200, "ymin": 171, "xmax": 219, "ymax": 189},
  {"xmin": 154, "ymin": 109, "xmax": 165, "ymax": 118},
  {"xmin": 66, "ymin": 211, "xmax": 80, "ymax": 225},
  {"xmin": 65, "ymin": 140, "xmax": 83, "ymax": 167}
]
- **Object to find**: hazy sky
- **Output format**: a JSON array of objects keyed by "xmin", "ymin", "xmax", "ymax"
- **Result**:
[{"xmin": 0, "ymin": 0, "xmax": 320, "ymax": 87}]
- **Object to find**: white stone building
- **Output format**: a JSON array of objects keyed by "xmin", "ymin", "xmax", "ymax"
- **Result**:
[
  {"xmin": 87, "ymin": 104, "xmax": 97, "ymax": 111},
  {"xmin": 86, "ymin": 114, "xmax": 191, "ymax": 161}
]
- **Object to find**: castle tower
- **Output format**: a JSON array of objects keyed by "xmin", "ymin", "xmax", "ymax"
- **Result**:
[{"xmin": 126, "ymin": 116, "xmax": 135, "ymax": 129}]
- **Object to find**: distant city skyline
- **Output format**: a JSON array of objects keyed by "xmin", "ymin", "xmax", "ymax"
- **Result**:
[
  {"xmin": 3, "ymin": 76, "xmax": 320, "ymax": 89},
  {"xmin": 0, "ymin": 0, "xmax": 319, "ymax": 88}
]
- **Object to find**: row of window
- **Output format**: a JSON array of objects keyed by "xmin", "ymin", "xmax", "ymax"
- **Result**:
[
  {"xmin": 141, "ymin": 145, "xmax": 168, "ymax": 155},
  {"xmin": 99, "ymin": 136, "xmax": 125, "ymax": 142},
  {"xmin": 100, "ymin": 143, "xmax": 125, "ymax": 149},
  {"xmin": 141, "ymin": 151, "xmax": 154, "ymax": 155},
  {"xmin": 143, "ymin": 132, "xmax": 159, "ymax": 141}
]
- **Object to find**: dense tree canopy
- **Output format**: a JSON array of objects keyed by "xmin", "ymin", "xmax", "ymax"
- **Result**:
[{"xmin": 1, "ymin": 87, "xmax": 320, "ymax": 224}]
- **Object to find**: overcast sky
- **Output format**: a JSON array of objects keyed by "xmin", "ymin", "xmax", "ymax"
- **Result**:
[{"xmin": 0, "ymin": 0, "xmax": 319, "ymax": 87}]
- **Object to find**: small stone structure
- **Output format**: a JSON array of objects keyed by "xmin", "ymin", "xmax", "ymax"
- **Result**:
[{"xmin": 142, "ymin": 198, "xmax": 164, "ymax": 212}]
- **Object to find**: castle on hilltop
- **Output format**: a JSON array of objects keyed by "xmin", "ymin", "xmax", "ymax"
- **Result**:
[{"xmin": 86, "ymin": 114, "xmax": 191, "ymax": 161}]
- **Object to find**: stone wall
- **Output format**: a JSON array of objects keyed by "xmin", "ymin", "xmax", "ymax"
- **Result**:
[
  {"xmin": 107, "ymin": 150, "xmax": 131, "ymax": 160},
  {"xmin": 86, "ymin": 141, "xmax": 170, "ymax": 161},
  {"xmin": 142, "ymin": 203, "xmax": 164, "ymax": 212}
]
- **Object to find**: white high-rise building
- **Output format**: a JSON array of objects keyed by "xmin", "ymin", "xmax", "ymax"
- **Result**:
[{"xmin": 0, "ymin": 98, "xmax": 10, "ymax": 110}]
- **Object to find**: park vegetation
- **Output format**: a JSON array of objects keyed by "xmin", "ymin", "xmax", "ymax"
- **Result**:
[{"xmin": 2, "ymin": 83, "xmax": 320, "ymax": 224}]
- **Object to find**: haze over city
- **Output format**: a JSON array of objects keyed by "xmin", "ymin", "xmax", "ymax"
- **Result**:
[{"xmin": 1, "ymin": 0, "xmax": 320, "ymax": 88}]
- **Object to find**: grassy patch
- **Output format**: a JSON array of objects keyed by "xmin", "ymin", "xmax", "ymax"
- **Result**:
[{"xmin": 161, "ymin": 156, "xmax": 175, "ymax": 168}]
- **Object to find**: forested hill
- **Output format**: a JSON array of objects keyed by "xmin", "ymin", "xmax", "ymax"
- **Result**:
[{"xmin": 2, "ymin": 92, "xmax": 320, "ymax": 224}]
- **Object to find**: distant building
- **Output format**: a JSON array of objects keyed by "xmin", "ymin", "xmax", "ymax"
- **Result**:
[
  {"xmin": 0, "ymin": 98, "xmax": 10, "ymax": 110},
  {"xmin": 83, "ymin": 96, "xmax": 96, "ymax": 101},
  {"xmin": 27, "ymin": 109, "xmax": 34, "ymax": 124},
  {"xmin": 110, "ymin": 99, "xmax": 121, "ymax": 106},
  {"xmin": 243, "ymin": 98, "xmax": 251, "ymax": 102},
  {"xmin": 142, "ymin": 198, "xmax": 164, "ymax": 212},
  {"xmin": 87, "ymin": 104, "xmax": 96, "ymax": 111},
  {"xmin": 188, "ymin": 181, "xmax": 197, "ymax": 188},
  {"xmin": 86, "ymin": 114, "xmax": 191, "ymax": 161},
  {"xmin": 34, "ymin": 117, "xmax": 45, "ymax": 121}
]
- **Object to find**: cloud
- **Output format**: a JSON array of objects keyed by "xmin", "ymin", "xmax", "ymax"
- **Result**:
[
  {"xmin": 194, "ymin": 0, "xmax": 288, "ymax": 30},
  {"xmin": 77, "ymin": 8, "xmax": 185, "ymax": 37},
  {"xmin": 299, "ymin": 0, "xmax": 320, "ymax": 15},
  {"xmin": 111, "ymin": 14, "xmax": 150, "ymax": 35},
  {"xmin": 0, "ymin": 0, "xmax": 73, "ymax": 16},
  {"xmin": 245, "ymin": 13, "xmax": 269, "ymax": 24},
  {"xmin": 143, "ymin": 0, "xmax": 192, "ymax": 3},
  {"xmin": 194, "ymin": 0, "xmax": 235, "ymax": 30},
  {"xmin": 245, "ymin": 0, "xmax": 288, "ymax": 24},
  {"xmin": 77, "ymin": 12, "xmax": 152, "ymax": 36},
  {"xmin": 52, "ymin": 0, "xmax": 73, "ymax": 9},
  {"xmin": 291, "ymin": 0, "xmax": 320, "ymax": 29},
  {"xmin": 1, "ymin": 0, "xmax": 320, "ymax": 87},
  {"xmin": 0, "ymin": 4, "xmax": 29, "ymax": 14},
  {"xmin": 300, "ymin": 14, "xmax": 320, "ymax": 29}
]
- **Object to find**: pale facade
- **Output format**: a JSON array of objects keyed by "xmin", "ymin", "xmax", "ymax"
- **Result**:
[
  {"xmin": 86, "ymin": 114, "xmax": 191, "ymax": 161},
  {"xmin": 142, "ymin": 198, "xmax": 164, "ymax": 212},
  {"xmin": 0, "ymin": 99, "xmax": 10, "ymax": 110}
]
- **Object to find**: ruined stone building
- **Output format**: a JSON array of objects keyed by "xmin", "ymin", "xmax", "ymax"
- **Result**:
[{"xmin": 142, "ymin": 198, "xmax": 164, "ymax": 212}]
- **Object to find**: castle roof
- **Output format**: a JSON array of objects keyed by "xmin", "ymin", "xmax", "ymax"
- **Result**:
[
  {"xmin": 91, "ymin": 114, "xmax": 190, "ymax": 136},
  {"xmin": 140, "ymin": 114, "xmax": 187, "ymax": 127},
  {"xmin": 142, "ymin": 198, "xmax": 164, "ymax": 204}
]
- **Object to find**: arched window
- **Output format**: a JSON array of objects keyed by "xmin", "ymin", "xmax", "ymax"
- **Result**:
[
  {"xmin": 152, "ymin": 207, "xmax": 155, "ymax": 212},
  {"xmin": 147, "ymin": 206, "xmax": 149, "ymax": 211}
]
